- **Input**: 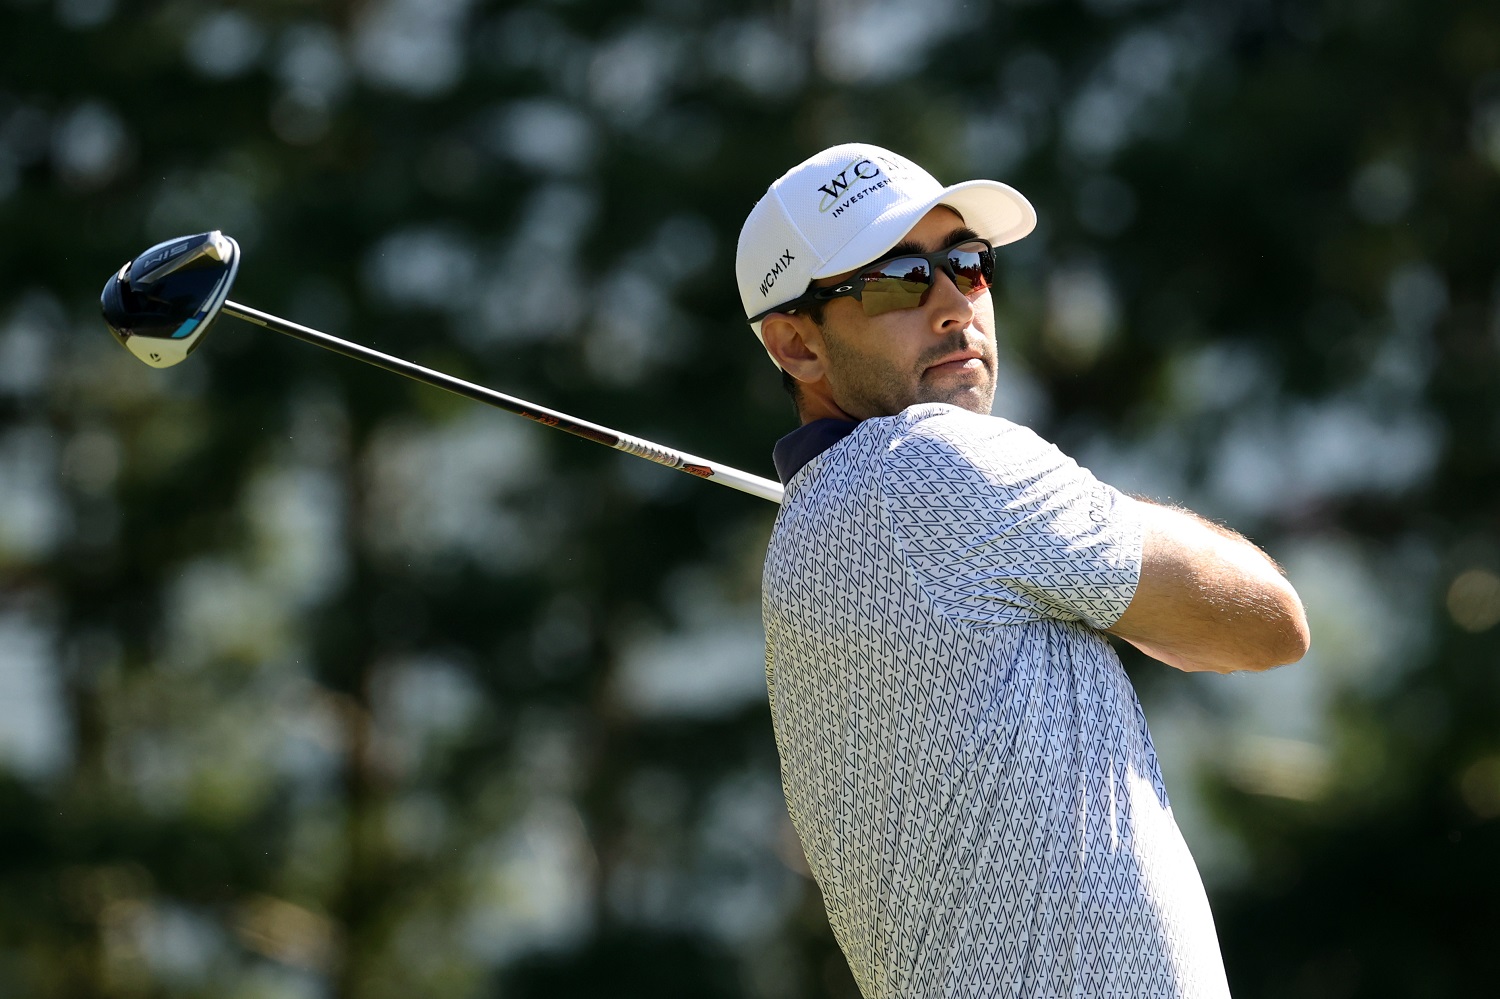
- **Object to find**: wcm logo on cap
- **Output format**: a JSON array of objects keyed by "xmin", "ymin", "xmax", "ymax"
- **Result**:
[{"xmin": 817, "ymin": 157, "xmax": 884, "ymax": 213}]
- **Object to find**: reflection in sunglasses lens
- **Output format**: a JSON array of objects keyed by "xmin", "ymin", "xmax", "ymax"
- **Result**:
[
  {"xmin": 853, "ymin": 241, "xmax": 996, "ymax": 317},
  {"xmin": 862, "ymin": 276, "xmax": 929, "ymax": 316},
  {"xmin": 949, "ymin": 243, "xmax": 994, "ymax": 295}
]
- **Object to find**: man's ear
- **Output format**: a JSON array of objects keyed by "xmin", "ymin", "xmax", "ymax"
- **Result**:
[{"xmin": 761, "ymin": 313, "xmax": 826, "ymax": 387}]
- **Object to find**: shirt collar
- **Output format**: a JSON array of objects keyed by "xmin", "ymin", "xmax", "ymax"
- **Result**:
[{"xmin": 772, "ymin": 418, "xmax": 858, "ymax": 484}]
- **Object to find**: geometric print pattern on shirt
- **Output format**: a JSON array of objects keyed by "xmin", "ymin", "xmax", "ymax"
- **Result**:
[{"xmin": 762, "ymin": 404, "xmax": 1231, "ymax": 999}]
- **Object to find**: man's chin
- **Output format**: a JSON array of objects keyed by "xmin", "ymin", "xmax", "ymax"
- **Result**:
[
  {"xmin": 945, "ymin": 394, "xmax": 996, "ymax": 416},
  {"xmin": 918, "ymin": 380, "xmax": 995, "ymax": 415}
]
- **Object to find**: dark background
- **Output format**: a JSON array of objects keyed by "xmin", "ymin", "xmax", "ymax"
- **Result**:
[{"xmin": 3, "ymin": 0, "xmax": 1499, "ymax": 996}]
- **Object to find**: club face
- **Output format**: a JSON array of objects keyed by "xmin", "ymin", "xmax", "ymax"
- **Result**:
[{"xmin": 101, "ymin": 231, "xmax": 240, "ymax": 368}]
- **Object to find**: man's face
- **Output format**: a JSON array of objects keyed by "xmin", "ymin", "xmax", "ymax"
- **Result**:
[{"xmin": 809, "ymin": 207, "xmax": 998, "ymax": 419}]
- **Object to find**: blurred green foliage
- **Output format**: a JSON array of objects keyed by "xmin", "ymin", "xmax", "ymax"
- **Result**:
[{"xmin": 2, "ymin": 0, "xmax": 1499, "ymax": 996}]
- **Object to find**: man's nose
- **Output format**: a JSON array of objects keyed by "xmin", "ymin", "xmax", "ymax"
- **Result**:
[{"xmin": 927, "ymin": 268, "xmax": 977, "ymax": 328}]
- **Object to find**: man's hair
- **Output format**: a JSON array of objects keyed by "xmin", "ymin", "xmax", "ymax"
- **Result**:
[{"xmin": 780, "ymin": 368, "xmax": 800, "ymax": 402}]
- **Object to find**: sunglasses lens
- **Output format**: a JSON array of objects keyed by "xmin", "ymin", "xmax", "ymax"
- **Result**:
[
  {"xmin": 858, "ymin": 258, "xmax": 931, "ymax": 317},
  {"xmin": 948, "ymin": 242, "xmax": 994, "ymax": 295},
  {"xmin": 848, "ymin": 241, "xmax": 996, "ymax": 317}
]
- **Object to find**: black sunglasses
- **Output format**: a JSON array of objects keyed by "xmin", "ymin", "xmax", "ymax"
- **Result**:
[{"xmin": 749, "ymin": 238, "xmax": 996, "ymax": 324}]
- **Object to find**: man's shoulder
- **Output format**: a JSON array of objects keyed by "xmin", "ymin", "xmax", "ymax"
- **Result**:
[
  {"xmin": 885, "ymin": 402, "xmax": 1026, "ymax": 437},
  {"xmin": 780, "ymin": 405, "xmax": 1051, "ymax": 494},
  {"xmin": 875, "ymin": 404, "xmax": 1047, "ymax": 468},
  {"xmin": 827, "ymin": 403, "xmax": 1029, "ymax": 451}
]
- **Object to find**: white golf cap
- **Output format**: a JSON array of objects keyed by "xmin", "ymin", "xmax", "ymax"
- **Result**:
[{"xmin": 735, "ymin": 142, "xmax": 1036, "ymax": 366}]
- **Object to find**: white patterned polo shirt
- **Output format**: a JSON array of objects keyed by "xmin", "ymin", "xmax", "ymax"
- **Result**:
[{"xmin": 763, "ymin": 403, "xmax": 1230, "ymax": 999}]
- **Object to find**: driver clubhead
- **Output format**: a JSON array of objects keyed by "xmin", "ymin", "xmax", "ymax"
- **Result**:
[{"xmin": 101, "ymin": 230, "xmax": 240, "ymax": 368}]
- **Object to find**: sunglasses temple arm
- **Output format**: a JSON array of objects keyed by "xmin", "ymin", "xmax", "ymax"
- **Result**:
[{"xmin": 219, "ymin": 301, "xmax": 786, "ymax": 504}]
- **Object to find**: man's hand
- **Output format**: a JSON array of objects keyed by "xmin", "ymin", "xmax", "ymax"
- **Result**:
[{"xmin": 1106, "ymin": 502, "xmax": 1310, "ymax": 674}]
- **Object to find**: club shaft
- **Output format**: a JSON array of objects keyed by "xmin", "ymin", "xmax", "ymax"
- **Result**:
[{"xmin": 220, "ymin": 301, "xmax": 785, "ymax": 505}]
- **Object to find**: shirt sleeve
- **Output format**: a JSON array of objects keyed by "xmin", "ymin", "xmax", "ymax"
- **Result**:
[{"xmin": 877, "ymin": 406, "xmax": 1143, "ymax": 629}]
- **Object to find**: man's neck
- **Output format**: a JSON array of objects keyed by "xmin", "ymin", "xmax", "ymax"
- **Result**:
[{"xmin": 797, "ymin": 392, "xmax": 857, "ymax": 425}]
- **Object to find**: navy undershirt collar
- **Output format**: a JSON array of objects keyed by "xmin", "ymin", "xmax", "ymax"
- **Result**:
[{"xmin": 772, "ymin": 418, "xmax": 859, "ymax": 484}]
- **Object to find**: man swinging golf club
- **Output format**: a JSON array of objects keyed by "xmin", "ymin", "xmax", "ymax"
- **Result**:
[{"xmin": 738, "ymin": 143, "xmax": 1310, "ymax": 998}]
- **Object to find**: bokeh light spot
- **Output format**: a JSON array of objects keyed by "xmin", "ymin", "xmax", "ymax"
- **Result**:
[
  {"xmin": 184, "ymin": 10, "xmax": 266, "ymax": 80},
  {"xmin": 1460, "ymin": 755, "xmax": 1500, "ymax": 817},
  {"xmin": 51, "ymin": 100, "xmax": 129, "ymax": 190},
  {"xmin": 1447, "ymin": 568, "xmax": 1500, "ymax": 633}
]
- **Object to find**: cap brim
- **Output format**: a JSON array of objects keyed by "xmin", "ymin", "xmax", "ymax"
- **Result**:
[{"xmin": 813, "ymin": 178, "xmax": 1036, "ymax": 280}]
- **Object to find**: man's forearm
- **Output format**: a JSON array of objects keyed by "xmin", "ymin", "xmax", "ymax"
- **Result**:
[{"xmin": 1106, "ymin": 501, "xmax": 1311, "ymax": 674}]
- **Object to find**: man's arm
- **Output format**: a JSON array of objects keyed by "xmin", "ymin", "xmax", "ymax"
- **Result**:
[{"xmin": 1106, "ymin": 502, "xmax": 1310, "ymax": 674}]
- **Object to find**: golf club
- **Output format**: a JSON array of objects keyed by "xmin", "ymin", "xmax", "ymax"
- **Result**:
[{"xmin": 101, "ymin": 231, "xmax": 784, "ymax": 504}]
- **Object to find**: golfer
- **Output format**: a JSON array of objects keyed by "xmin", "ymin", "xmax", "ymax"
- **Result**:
[{"xmin": 736, "ymin": 143, "xmax": 1310, "ymax": 998}]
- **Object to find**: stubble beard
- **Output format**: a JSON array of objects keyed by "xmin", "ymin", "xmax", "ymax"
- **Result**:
[{"xmin": 823, "ymin": 326, "xmax": 997, "ymax": 418}]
